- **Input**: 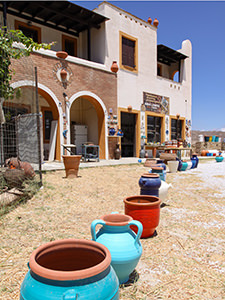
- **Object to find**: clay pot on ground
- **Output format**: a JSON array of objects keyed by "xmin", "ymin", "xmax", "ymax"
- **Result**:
[
  {"xmin": 62, "ymin": 155, "xmax": 82, "ymax": 178},
  {"xmin": 215, "ymin": 156, "xmax": 224, "ymax": 162},
  {"xmin": 138, "ymin": 173, "xmax": 161, "ymax": 197},
  {"xmin": 180, "ymin": 161, "xmax": 188, "ymax": 171},
  {"xmin": 191, "ymin": 153, "xmax": 199, "ymax": 168},
  {"xmin": 167, "ymin": 160, "xmax": 179, "ymax": 173},
  {"xmin": 114, "ymin": 143, "xmax": 121, "ymax": 160},
  {"xmin": 159, "ymin": 181, "xmax": 172, "ymax": 202},
  {"xmin": 151, "ymin": 166, "xmax": 166, "ymax": 181},
  {"xmin": 20, "ymin": 239, "xmax": 119, "ymax": 300},
  {"xmin": 144, "ymin": 158, "xmax": 157, "ymax": 167},
  {"xmin": 91, "ymin": 213, "xmax": 142, "ymax": 284},
  {"xmin": 186, "ymin": 161, "xmax": 193, "ymax": 170},
  {"xmin": 124, "ymin": 195, "xmax": 161, "ymax": 238}
]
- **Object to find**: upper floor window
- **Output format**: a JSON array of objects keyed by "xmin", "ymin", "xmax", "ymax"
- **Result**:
[
  {"xmin": 62, "ymin": 35, "xmax": 77, "ymax": 57},
  {"xmin": 15, "ymin": 20, "xmax": 41, "ymax": 43},
  {"xmin": 120, "ymin": 31, "xmax": 138, "ymax": 72}
]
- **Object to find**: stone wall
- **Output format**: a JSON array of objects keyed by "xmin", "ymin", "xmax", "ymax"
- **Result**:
[{"xmin": 194, "ymin": 142, "xmax": 222, "ymax": 155}]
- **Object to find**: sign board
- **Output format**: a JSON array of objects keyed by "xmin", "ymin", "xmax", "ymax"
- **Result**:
[{"xmin": 143, "ymin": 92, "xmax": 169, "ymax": 115}]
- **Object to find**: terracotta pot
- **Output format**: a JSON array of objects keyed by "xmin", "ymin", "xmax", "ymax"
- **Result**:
[
  {"xmin": 144, "ymin": 158, "xmax": 157, "ymax": 167},
  {"xmin": 114, "ymin": 143, "xmax": 121, "ymax": 160},
  {"xmin": 56, "ymin": 51, "xmax": 68, "ymax": 59},
  {"xmin": 91, "ymin": 213, "xmax": 142, "ymax": 284},
  {"xmin": 111, "ymin": 61, "xmax": 119, "ymax": 73},
  {"xmin": 62, "ymin": 155, "xmax": 82, "ymax": 178},
  {"xmin": 20, "ymin": 239, "xmax": 119, "ymax": 300},
  {"xmin": 148, "ymin": 17, "xmax": 152, "ymax": 24},
  {"xmin": 124, "ymin": 195, "xmax": 161, "ymax": 238},
  {"xmin": 201, "ymin": 150, "xmax": 207, "ymax": 156},
  {"xmin": 153, "ymin": 18, "xmax": 159, "ymax": 28}
]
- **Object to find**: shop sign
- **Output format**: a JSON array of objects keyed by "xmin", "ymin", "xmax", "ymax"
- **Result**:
[{"xmin": 143, "ymin": 92, "xmax": 169, "ymax": 115}]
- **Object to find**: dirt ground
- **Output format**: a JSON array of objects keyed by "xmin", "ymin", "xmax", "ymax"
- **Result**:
[{"xmin": 0, "ymin": 161, "xmax": 225, "ymax": 299}]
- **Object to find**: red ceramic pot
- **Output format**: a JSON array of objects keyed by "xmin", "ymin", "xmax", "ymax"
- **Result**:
[{"xmin": 123, "ymin": 195, "xmax": 161, "ymax": 238}]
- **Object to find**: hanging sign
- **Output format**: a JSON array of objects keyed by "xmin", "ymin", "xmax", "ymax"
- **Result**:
[{"xmin": 143, "ymin": 92, "xmax": 169, "ymax": 115}]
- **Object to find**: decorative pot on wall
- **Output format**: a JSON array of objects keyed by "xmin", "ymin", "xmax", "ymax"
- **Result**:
[
  {"xmin": 124, "ymin": 195, "xmax": 161, "ymax": 238},
  {"xmin": 20, "ymin": 239, "xmax": 119, "ymax": 300},
  {"xmin": 167, "ymin": 160, "xmax": 179, "ymax": 173},
  {"xmin": 62, "ymin": 155, "xmax": 82, "ymax": 178},
  {"xmin": 111, "ymin": 61, "xmax": 119, "ymax": 73},
  {"xmin": 91, "ymin": 213, "xmax": 143, "ymax": 284},
  {"xmin": 56, "ymin": 51, "xmax": 68, "ymax": 59},
  {"xmin": 138, "ymin": 173, "xmax": 161, "ymax": 197}
]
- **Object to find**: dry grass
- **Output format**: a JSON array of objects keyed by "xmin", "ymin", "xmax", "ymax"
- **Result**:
[{"xmin": 1, "ymin": 163, "xmax": 225, "ymax": 299}]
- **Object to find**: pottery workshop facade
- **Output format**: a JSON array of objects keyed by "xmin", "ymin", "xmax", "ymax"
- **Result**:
[
  {"xmin": 94, "ymin": 2, "xmax": 192, "ymax": 157},
  {"xmin": 0, "ymin": 1, "xmax": 192, "ymax": 161}
]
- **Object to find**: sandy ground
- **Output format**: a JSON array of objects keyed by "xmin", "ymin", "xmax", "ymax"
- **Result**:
[{"xmin": 0, "ymin": 159, "xmax": 225, "ymax": 299}]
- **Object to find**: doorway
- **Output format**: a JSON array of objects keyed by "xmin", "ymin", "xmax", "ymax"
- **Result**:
[{"xmin": 121, "ymin": 112, "xmax": 136, "ymax": 157}]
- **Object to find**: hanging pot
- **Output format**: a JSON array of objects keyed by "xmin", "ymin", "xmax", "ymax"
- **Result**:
[
  {"xmin": 91, "ymin": 213, "xmax": 142, "ymax": 284},
  {"xmin": 124, "ymin": 195, "xmax": 161, "ymax": 238},
  {"xmin": 20, "ymin": 239, "xmax": 119, "ymax": 300}
]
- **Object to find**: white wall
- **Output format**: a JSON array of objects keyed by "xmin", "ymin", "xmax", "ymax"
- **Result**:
[{"xmin": 94, "ymin": 2, "xmax": 192, "ymax": 123}]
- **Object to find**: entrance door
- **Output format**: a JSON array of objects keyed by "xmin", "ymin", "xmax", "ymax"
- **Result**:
[
  {"xmin": 121, "ymin": 112, "xmax": 136, "ymax": 157},
  {"xmin": 147, "ymin": 116, "xmax": 161, "ymax": 143}
]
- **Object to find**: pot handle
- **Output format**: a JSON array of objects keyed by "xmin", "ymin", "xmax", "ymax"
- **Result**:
[
  {"xmin": 128, "ymin": 220, "xmax": 143, "ymax": 246},
  {"xmin": 91, "ymin": 219, "xmax": 105, "ymax": 241},
  {"xmin": 63, "ymin": 289, "xmax": 79, "ymax": 299}
]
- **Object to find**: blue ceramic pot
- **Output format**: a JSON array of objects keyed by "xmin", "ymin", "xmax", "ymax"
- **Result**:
[
  {"xmin": 91, "ymin": 213, "xmax": 143, "ymax": 284},
  {"xmin": 180, "ymin": 161, "xmax": 188, "ymax": 171},
  {"xmin": 156, "ymin": 161, "xmax": 167, "ymax": 171},
  {"xmin": 215, "ymin": 156, "xmax": 224, "ymax": 162},
  {"xmin": 191, "ymin": 154, "xmax": 199, "ymax": 168},
  {"xmin": 139, "ymin": 173, "xmax": 161, "ymax": 197},
  {"xmin": 151, "ymin": 167, "xmax": 166, "ymax": 181},
  {"xmin": 20, "ymin": 239, "xmax": 119, "ymax": 300},
  {"xmin": 109, "ymin": 128, "xmax": 116, "ymax": 136}
]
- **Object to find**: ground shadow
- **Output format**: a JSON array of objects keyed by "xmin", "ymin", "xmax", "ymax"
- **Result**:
[
  {"xmin": 160, "ymin": 202, "xmax": 170, "ymax": 208},
  {"xmin": 120, "ymin": 269, "xmax": 139, "ymax": 287}
]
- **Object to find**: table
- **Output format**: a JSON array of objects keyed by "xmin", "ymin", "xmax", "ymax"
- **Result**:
[
  {"xmin": 164, "ymin": 147, "xmax": 192, "ymax": 160},
  {"xmin": 62, "ymin": 144, "xmax": 76, "ymax": 155},
  {"xmin": 145, "ymin": 145, "xmax": 165, "ymax": 158},
  {"xmin": 82, "ymin": 144, "xmax": 99, "ymax": 162}
]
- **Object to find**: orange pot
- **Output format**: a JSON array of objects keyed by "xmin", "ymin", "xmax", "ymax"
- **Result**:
[
  {"xmin": 62, "ymin": 155, "xmax": 82, "ymax": 178},
  {"xmin": 124, "ymin": 195, "xmax": 161, "ymax": 238}
]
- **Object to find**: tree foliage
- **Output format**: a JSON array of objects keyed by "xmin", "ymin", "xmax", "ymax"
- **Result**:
[{"xmin": 0, "ymin": 27, "xmax": 53, "ymax": 100}]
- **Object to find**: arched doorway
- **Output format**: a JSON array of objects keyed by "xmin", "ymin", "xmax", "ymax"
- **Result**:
[
  {"xmin": 69, "ymin": 93, "xmax": 106, "ymax": 159},
  {"xmin": 10, "ymin": 81, "xmax": 61, "ymax": 161}
]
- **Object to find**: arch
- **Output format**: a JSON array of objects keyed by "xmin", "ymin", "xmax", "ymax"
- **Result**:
[
  {"xmin": 11, "ymin": 80, "xmax": 62, "ymax": 161},
  {"xmin": 69, "ymin": 91, "xmax": 108, "ymax": 160}
]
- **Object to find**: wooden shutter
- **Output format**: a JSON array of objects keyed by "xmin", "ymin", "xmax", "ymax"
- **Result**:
[{"xmin": 122, "ymin": 37, "xmax": 135, "ymax": 68}]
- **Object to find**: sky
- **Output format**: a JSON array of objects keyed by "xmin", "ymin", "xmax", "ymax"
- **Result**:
[{"xmin": 73, "ymin": 1, "xmax": 225, "ymax": 131}]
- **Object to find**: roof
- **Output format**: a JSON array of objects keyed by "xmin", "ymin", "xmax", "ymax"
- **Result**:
[
  {"xmin": 157, "ymin": 44, "xmax": 188, "ymax": 65},
  {"xmin": 0, "ymin": 1, "xmax": 108, "ymax": 37}
]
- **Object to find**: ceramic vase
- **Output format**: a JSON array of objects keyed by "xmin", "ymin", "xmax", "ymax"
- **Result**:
[
  {"xmin": 186, "ymin": 161, "xmax": 192, "ymax": 170},
  {"xmin": 159, "ymin": 181, "xmax": 172, "ymax": 202},
  {"xmin": 215, "ymin": 156, "xmax": 224, "ymax": 162},
  {"xmin": 191, "ymin": 154, "xmax": 199, "ymax": 168},
  {"xmin": 62, "ymin": 155, "xmax": 82, "ymax": 178},
  {"xmin": 20, "ymin": 239, "xmax": 119, "ymax": 300},
  {"xmin": 124, "ymin": 195, "xmax": 161, "ymax": 238},
  {"xmin": 180, "ymin": 161, "xmax": 188, "ymax": 171},
  {"xmin": 167, "ymin": 160, "xmax": 179, "ymax": 173},
  {"xmin": 151, "ymin": 166, "xmax": 166, "ymax": 181},
  {"xmin": 91, "ymin": 213, "xmax": 143, "ymax": 284},
  {"xmin": 138, "ymin": 173, "xmax": 161, "ymax": 197},
  {"xmin": 114, "ymin": 143, "xmax": 121, "ymax": 160}
]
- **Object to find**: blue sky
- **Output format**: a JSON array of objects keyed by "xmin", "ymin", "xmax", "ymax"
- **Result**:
[{"xmin": 73, "ymin": 1, "xmax": 225, "ymax": 131}]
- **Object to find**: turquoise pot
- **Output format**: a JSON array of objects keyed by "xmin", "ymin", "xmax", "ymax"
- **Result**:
[
  {"xmin": 20, "ymin": 239, "xmax": 119, "ymax": 300},
  {"xmin": 215, "ymin": 156, "xmax": 224, "ymax": 162},
  {"xmin": 91, "ymin": 213, "xmax": 143, "ymax": 284},
  {"xmin": 180, "ymin": 161, "xmax": 188, "ymax": 171},
  {"xmin": 150, "ymin": 167, "xmax": 166, "ymax": 181}
]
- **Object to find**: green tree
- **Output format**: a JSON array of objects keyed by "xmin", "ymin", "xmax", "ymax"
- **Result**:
[{"xmin": 0, "ymin": 27, "xmax": 53, "ymax": 100}]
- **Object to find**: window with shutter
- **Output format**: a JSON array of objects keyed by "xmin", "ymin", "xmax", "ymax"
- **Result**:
[{"xmin": 120, "ymin": 32, "xmax": 138, "ymax": 72}]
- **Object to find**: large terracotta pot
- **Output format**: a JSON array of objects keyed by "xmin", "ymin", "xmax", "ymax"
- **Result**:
[
  {"xmin": 138, "ymin": 173, "xmax": 161, "ymax": 197},
  {"xmin": 91, "ymin": 213, "xmax": 142, "ymax": 284},
  {"xmin": 62, "ymin": 155, "xmax": 82, "ymax": 178},
  {"xmin": 144, "ymin": 158, "xmax": 157, "ymax": 167},
  {"xmin": 20, "ymin": 239, "xmax": 119, "ymax": 300},
  {"xmin": 124, "ymin": 195, "xmax": 161, "ymax": 238}
]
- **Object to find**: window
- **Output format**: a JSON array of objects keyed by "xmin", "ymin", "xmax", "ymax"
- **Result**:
[
  {"xmin": 157, "ymin": 64, "xmax": 162, "ymax": 76},
  {"xmin": 147, "ymin": 116, "xmax": 162, "ymax": 143},
  {"xmin": 62, "ymin": 35, "xmax": 77, "ymax": 57},
  {"xmin": 171, "ymin": 118, "xmax": 182, "ymax": 140},
  {"xmin": 120, "ymin": 32, "xmax": 138, "ymax": 72},
  {"xmin": 15, "ymin": 20, "xmax": 41, "ymax": 43}
]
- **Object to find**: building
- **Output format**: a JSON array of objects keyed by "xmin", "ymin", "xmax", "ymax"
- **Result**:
[{"xmin": 0, "ymin": 1, "xmax": 192, "ymax": 162}]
